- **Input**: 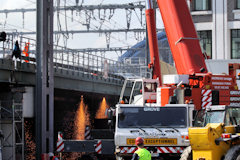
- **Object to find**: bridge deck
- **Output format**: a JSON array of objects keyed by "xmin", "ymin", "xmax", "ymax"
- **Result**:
[{"xmin": 0, "ymin": 58, "xmax": 127, "ymax": 95}]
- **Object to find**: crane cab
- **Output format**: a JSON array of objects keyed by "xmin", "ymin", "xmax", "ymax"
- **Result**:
[{"xmin": 119, "ymin": 78, "xmax": 159, "ymax": 106}]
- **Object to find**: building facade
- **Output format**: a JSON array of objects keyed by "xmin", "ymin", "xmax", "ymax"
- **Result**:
[{"xmin": 188, "ymin": 0, "xmax": 240, "ymax": 60}]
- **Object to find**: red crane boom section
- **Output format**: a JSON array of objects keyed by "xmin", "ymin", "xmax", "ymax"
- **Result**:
[
  {"xmin": 157, "ymin": 0, "xmax": 208, "ymax": 75},
  {"xmin": 145, "ymin": 1, "xmax": 162, "ymax": 85}
]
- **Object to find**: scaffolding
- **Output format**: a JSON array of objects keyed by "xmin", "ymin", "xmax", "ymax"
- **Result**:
[{"xmin": 0, "ymin": 99, "xmax": 24, "ymax": 160}]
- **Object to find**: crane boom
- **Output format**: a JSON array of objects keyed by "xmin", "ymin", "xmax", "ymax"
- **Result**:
[
  {"xmin": 157, "ymin": 0, "xmax": 208, "ymax": 75},
  {"xmin": 145, "ymin": 0, "xmax": 162, "ymax": 84}
]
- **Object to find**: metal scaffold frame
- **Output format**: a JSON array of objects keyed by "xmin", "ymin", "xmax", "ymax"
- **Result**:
[{"xmin": 0, "ymin": 100, "xmax": 24, "ymax": 160}]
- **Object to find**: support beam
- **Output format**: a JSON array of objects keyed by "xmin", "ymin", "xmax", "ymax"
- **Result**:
[
  {"xmin": 36, "ymin": 0, "xmax": 54, "ymax": 158},
  {"xmin": 16, "ymin": 28, "xmax": 163, "ymax": 35},
  {"xmin": 0, "ymin": 4, "xmax": 145, "ymax": 14}
]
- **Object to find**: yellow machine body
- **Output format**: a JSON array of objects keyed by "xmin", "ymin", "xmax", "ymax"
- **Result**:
[{"xmin": 189, "ymin": 123, "xmax": 236, "ymax": 160}]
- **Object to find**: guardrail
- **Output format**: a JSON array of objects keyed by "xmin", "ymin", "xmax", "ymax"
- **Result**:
[{"xmin": 0, "ymin": 33, "xmax": 150, "ymax": 80}]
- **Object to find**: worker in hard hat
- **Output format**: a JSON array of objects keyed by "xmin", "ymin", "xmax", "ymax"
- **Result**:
[{"xmin": 131, "ymin": 137, "xmax": 151, "ymax": 160}]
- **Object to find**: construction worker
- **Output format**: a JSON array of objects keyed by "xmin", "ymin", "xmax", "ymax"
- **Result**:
[
  {"xmin": 131, "ymin": 137, "xmax": 151, "ymax": 160},
  {"xmin": 12, "ymin": 40, "xmax": 21, "ymax": 59}
]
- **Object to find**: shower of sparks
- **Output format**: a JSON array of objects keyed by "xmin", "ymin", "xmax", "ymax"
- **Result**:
[
  {"xmin": 74, "ymin": 95, "xmax": 90, "ymax": 140},
  {"xmin": 24, "ymin": 119, "xmax": 36, "ymax": 160},
  {"xmin": 95, "ymin": 97, "xmax": 109, "ymax": 119}
]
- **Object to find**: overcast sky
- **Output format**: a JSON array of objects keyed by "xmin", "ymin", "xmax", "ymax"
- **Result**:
[{"xmin": 0, "ymin": 0, "xmax": 164, "ymax": 60}]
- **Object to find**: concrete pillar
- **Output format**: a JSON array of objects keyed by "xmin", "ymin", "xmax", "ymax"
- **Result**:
[
  {"xmin": 212, "ymin": 0, "xmax": 228, "ymax": 59},
  {"xmin": 23, "ymin": 87, "xmax": 34, "ymax": 118}
]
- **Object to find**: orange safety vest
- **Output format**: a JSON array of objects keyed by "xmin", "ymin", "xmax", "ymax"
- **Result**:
[{"xmin": 22, "ymin": 42, "xmax": 30, "ymax": 62}]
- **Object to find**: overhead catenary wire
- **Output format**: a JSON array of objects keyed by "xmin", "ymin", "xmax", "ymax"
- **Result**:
[
  {"xmin": 50, "ymin": 0, "xmax": 145, "ymax": 47},
  {"xmin": 55, "ymin": 8, "xmax": 138, "ymax": 47},
  {"xmin": 1, "ymin": 0, "xmax": 153, "ymax": 59},
  {"xmin": 0, "ymin": 1, "xmax": 147, "ymax": 37}
]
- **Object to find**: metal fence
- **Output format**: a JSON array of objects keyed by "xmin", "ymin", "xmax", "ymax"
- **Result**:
[{"xmin": 0, "ymin": 33, "xmax": 150, "ymax": 79}]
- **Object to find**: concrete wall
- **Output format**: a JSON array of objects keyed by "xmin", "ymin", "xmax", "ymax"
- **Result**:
[
  {"xmin": 205, "ymin": 59, "xmax": 240, "ymax": 74},
  {"xmin": 213, "ymin": 0, "xmax": 227, "ymax": 59},
  {"xmin": 23, "ymin": 87, "xmax": 34, "ymax": 118},
  {"xmin": 192, "ymin": 15, "xmax": 212, "ymax": 23}
]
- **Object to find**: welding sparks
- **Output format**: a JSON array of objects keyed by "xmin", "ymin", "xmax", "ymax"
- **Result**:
[
  {"xmin": 24, "ymin": 119, "xmax": 36, "ymax": 160},
  {"xmin": 95, "ymin": 97, "xmax": 109, "ymax": 119},
  {"xmin": 74, "ymin": 95, "xmax": 90, "ymax": 140}
]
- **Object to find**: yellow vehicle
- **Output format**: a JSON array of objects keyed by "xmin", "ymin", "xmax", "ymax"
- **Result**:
[{"xmin": 181, "ymin": 105, "xmax": 240, "ymax": 160}]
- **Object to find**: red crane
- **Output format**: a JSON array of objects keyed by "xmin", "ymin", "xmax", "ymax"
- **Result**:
[
  {"xmin": 144, "ymin": 0, "xmax": 240, "ymax": 110},
  {"xmin": 145, "ymin": 0, "xmax": 162, "ymax": 84},
  {"xmin": 157, "ymin": 0, "xmax": 208, "ymax": 75},
  {"xmin": 146, "ymin": 0, "xmax": 208, "ymax": 77}
]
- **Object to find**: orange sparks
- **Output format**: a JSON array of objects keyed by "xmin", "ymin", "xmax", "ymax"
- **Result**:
[
  {"xmin": 95, "ymin": 97, "xmax": 109, "ymax": 119},
  {"xmin": 24, "ymin": 120, "xmax": 36, "ymax": 160},
  {"xmin": 74, "ymin": 96, "xmax": 90, "ymax": 140}
]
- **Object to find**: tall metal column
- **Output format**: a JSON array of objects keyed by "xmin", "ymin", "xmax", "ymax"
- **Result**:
[{"xmin": 36, "ymin": 0, "xmax": 54, "ymax": 159}]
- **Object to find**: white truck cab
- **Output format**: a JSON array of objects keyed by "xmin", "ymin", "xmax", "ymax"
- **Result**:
[
  {"xmin": 114, "ymin": 78, "xmax": 196, "ymax": 159},
  {"xmin": 114, "ymin": 104, "xmax": 195, "ymax": 159}
]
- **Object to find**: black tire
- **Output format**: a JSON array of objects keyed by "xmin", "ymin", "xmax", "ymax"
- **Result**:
[
  {"xmin": 224, "ymin": 145, "xmax": 240, "ymax": 160},
  {"xmin": 180, "ymin": 146, "xmax": 192, "ymax": 160}
]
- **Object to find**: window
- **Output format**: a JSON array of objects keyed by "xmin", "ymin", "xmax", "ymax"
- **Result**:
[
  {"xmin": 129, "ymin": 81, "xmax": 142, "ymax": 104},
  {"xmin": 231, "ymin": 30, "xmax": 240, "ymax": 59},
  {"xmin": 194, "ymin": 0, "xmax": 211, "ymax": 11},
  {"xmin": 118, "ymin": 107, "xmax": 187, "ymax": 128},
  {"xmin": 197, "ymin": 30, "xmax": 212, "ymax": 59},
  {"xmin": 237, "ymin": 0, "xmax": 240, "ymax": 9}
]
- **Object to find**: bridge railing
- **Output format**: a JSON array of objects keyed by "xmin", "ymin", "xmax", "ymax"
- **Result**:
[
  {"xmin": 53, "ymin": 45, "xmax": 149, "ymax": 78},
  {"xmin": 0, "ymin": 33, "xmax": 149, "ymax": 79}
]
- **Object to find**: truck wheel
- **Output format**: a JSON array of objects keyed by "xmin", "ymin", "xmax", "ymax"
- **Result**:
[
  {"xmin": 180, "ymin": 146, "xmax": 192, "ymax": 160},
  {"xmin": 224, "ymin": 145, "xmax": 240, "ymax": 160}
]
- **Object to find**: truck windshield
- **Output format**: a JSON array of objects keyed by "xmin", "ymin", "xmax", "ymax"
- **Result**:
[
  {"xmin": 118, "ymin": 107, "xmax": 187, "ymax": 128},
  {"xmin": 205, "ymin": 111, "xmax": 225, "ymax": 125},
  {"xmin": 194, "ymin": 110, "xmax": 225, "ymax": 127}
]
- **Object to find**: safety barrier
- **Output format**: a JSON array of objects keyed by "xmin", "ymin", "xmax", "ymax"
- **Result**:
[{"xmin": 0, "ymin": 33, "xmax": 149, "ymax": 80}]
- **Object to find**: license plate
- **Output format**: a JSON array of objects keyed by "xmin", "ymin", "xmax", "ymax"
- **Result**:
[{"xmin": 126, "ymin": 138, "xmax": 177, "ymax": 145}]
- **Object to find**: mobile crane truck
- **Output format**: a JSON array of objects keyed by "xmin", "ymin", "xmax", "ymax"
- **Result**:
[
  {"xmin": 115, "ymin": 0, "xmax": 240, "ymax": 159},
  {"xmin": 60, "ymin": 0, "xmax": 240, "ymax": 159}
]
